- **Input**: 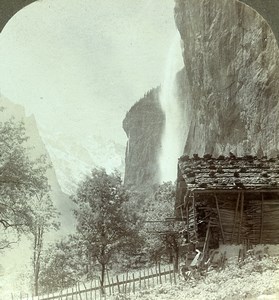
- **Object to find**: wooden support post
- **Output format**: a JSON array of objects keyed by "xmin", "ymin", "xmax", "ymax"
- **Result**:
[
  {"xmin": 214, "ymin": 194, "xmax": 225, "ymax": 244},
  {"xmin": 231, "ymin": 192, "xmax": 240, "ymax": 243},
  {"xmin": 201, "ymin": 220, "xmax": 211, "ymax": 264},
  {"xmin": 238, "ymin": 192, "xmax": 244, "ymax": 244},
  {"xmin": 260, "ymin": 193, "xmax": 264, "ymax": 244},
  {"xmin": 192, "ymin": 193, "xmax": 198, "ymax": 243}
]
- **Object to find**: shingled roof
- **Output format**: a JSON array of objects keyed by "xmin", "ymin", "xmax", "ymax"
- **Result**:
[{"xmin": 178, "ymin": 154, "xmax": 279, "ymax": 192}]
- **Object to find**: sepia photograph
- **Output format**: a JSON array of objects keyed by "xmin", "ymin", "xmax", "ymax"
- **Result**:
[{"xmin": 0, "ymin": 0, "xmax": 279, "ymax": 299}]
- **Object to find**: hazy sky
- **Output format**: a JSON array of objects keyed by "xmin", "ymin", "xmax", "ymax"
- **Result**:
[{"xmin": 0, "ymin": 0, "xmax": 177, "ymax": 145}]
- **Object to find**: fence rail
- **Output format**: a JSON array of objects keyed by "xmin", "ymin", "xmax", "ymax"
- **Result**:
[{"xmin": 12, "ymin": 265, "xmax": 177, "ymax": 300}]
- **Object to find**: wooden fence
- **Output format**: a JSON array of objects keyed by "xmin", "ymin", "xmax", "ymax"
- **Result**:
[{"xmin": 12, "ymin": 265, "xmax": 177, "ymax": 300}]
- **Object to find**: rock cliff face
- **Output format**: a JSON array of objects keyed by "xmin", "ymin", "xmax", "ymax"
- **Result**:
[
  {"xmin": 175, "ymin": 0, "xmax": 279, "ymax": 157},
  {"xmin": 239, "ymin": 0, "xmax": 279, "ymax": 45},
  {"xmin": 123, "ymin": 88, "xmax": 164, "ymax": 192},
  {"xmin": 124, "ymin": 0, "xmax": 279, "ymax": 190}
]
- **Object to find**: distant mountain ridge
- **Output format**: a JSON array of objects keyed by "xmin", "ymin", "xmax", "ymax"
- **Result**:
[{"xmin": 41, "ymin": 130, "xmax": 125, "ymax": 195}]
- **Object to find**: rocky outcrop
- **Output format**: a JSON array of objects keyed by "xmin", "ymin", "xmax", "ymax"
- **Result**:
[
  {"xmin": 239, "ymin": 0, "xmax": 279, "ymax": 45},
  {"xmin": 174, "ymin": 0, "xmax": 279, "ymax": 157},
  {"xmin": 123, "ymin": 88, "xmax": 164, "ymax": 192}
]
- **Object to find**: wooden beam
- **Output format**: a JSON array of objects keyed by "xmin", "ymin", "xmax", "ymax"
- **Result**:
[
  {"xmin": 201, "ymin": 220, "xmax": 211, "ymax": 264},
  {"xmin": 214, "ymin": 194, "xmax": 225, "ymax": 244},
  {"xmin": 260, "ymin": 193, "xmax": 264, "ymax": 244},
  {"xmin": 192, "ymin": 189, "xmax": 279, "ymax": 194},
  {"xmin": 192, "ymin": 193, "xmax": 197, "ymax": 240},
  {"xmin": 238, "ymin": 192, "xmax": 244, "ymax": 244},
  {"xmin": 231, "ymin": 192, "xmax": 240, "ymax": 243}
]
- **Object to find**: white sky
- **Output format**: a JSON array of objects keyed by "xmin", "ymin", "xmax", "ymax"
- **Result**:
[{"xmin": 0, "ymin": 0, "xmax": 177, "ymax": 145}]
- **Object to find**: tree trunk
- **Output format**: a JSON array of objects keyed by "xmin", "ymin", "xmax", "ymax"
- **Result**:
[
  {"xmin": 34, "ymin": 267, "xmax": 39, "ymax": 296},
  {"xmin": 168, "ymin": 248, "xmax": 174, "ymax": 264},
  {"xmin": 100, "ymin": 263, "xmax": 106, "ymax": 294},
  {"xmin": 33, "ymin": 226, "xmax": 43, "ymax": 296}
]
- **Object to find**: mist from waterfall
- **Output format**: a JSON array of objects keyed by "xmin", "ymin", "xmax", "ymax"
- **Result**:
[{"xmin": 159, "ymin": 33, "xmax": 184, "ymax": 183}]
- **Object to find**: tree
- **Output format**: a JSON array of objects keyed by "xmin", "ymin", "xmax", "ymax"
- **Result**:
[
  {"xmin": 29, "ymin": 192, "xmax": 60, "ymax": 296},
  {"xmin": 0, "ymin": 117, "xmax": 50, "ymax": 250},
  {"xmin": 142, "ymin": 182, "xmax": 182, "ymax": 271},
  {"xmin": 72, "ymin": 168, "xmax": 138, "ymax": 291}
]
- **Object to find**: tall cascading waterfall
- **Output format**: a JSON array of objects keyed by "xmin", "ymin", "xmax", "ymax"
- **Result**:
[{"xmin": 159, "ymin": 33, "xmax": 184, "ymax": 183}]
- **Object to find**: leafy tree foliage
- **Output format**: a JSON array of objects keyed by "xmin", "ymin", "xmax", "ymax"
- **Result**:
[
  {"xmin": 0, "ymin": 117, "xmax": 50, "ymax": 249},
  {"xmin": 72, "ymin": 168, "xmax": 139, "ymax": 289},
  {"xmin": 39, "ymin": 235, "xmax": 86, "ymax": 294}
]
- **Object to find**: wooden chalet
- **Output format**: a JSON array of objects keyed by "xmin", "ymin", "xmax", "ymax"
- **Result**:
[{"xmin": 176, "ymin": 154, "xmax": 279, "ymax": 256}]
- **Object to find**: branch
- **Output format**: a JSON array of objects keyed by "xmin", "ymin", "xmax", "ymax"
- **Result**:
[{"xmin": 0, "ymin": 219, "xmax": 26, "ymax": 229}]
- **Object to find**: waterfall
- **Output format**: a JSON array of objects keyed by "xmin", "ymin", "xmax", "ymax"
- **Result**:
[{"xmin": 159, "ymin": 33, "xmax": 184, "ymax": 183}]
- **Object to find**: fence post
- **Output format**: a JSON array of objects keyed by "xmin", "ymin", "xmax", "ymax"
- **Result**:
[
  {"xmin": 111, "ymin": 277, "xmax": 115, "ymax": 295},
  {"xmin": 132, "ymin": 273, "xmax": 136, "ymax": 294},
  {"xmin": 150, "ymin": 268, "xmax": 154, "ymax": 287},
  {"xmin": 82, "ymin": 283, "xmax": 88, "ymax": 300},
  {"xmin": 163, "ymin": 268, "xmax": 167, "ymax": 283},
  {"xmin": 106, "ymin": 271, "xmax": 111, "ymax": 296},
  {"xmin": 158, "ymin": 262, "xmax": 162, "ymax": 285},
  {"xmin": 94, "ymin": 279, "xmax": 97, "ymax": 300},
  {"xmin": 125, "ymin": 272, "xmax": 129, "ymax": 294},
  {"xmin": 173, "ymin": 267, "xmax": 177, "ymax": 285},
  {"xmin": 140, "ymin": 271, "xmax": 143, "ymax": 290},
  {"xmin": 99, "ymin": 279, "xmax": 102, "ymax": 300},
  {"xmin": 169, "ymin": 265, "xmax": 173, "ymax": 285},
  {"xmin": 116, "ymin": 276, "xmax": 121, "ymax": 294},
  {"xmin": 90, "ymin": 281, "xmax": 93, "ymax": 300}
]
